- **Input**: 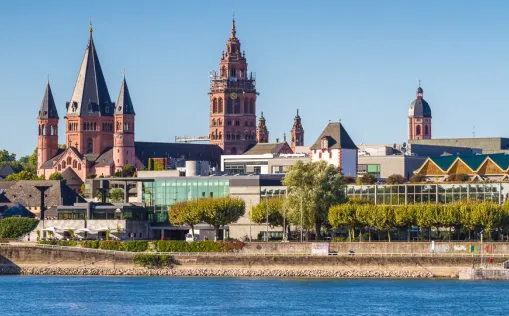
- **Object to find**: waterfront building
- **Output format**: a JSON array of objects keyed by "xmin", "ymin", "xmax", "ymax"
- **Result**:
[
  {"xmin": 310, "ymin": 122, "xmax": 358, "ymax": 177},
  {"xmin": 208, "ymin": 17, "xmax": 258, "ymax": 154},
  {"xmin": 221, "ymin": 153, "xmax": 307, "ymax": 175},
  {"xmin": 408, "ymin": 85, "xmax": 432, "ymax": 140},
  {"xmin": 36, "ymin": 25, "xmax": 222, "ymax": 185},
  {"xmin": 357, "ymin": 155, "xmax": 427, "ymax": 180},
  {"xmin": 409, "ymin": 138, "xmax": 509, "ymax": 155}
]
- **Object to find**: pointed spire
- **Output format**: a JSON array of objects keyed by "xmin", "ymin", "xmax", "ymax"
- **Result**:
[
  {"xmin": 67, "ymin": 23, "xmax": 112, "ymax": 117},
  {"xmin": 259, "ymin": 111, "xmax": 265, "ymax": 120},
  {"xmin": 115, "ymin": 74, "xmax": 135, "ymax": 115},
  {"xmin": 38, "ymin": 81, "xmax": 59, "ymax": 119},
  {"xmin": 231, "ymin": 10, "xmax": 236, "ymax": 38},
  {"xmin": 295, "ymin": 109, "xmax": 301, "ymax": 120}
]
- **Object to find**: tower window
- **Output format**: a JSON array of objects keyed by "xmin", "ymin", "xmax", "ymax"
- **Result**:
[
  {"xmin": 42, "ymin": 125, "xmax": 46, "ymax": 136},
  {"xmin": 87, "ymin": 139, "xmax": 93, "ymax": 153},
  {"xmin": 218, "ymin": 98, "xmax": 223, "ymax": 113},
  {"xmin": 424, "ymin": 125, "xmax": 429, "ymax": 136},
  {"xmin": 416, "ymin": 125, "xmax": 421, "ymax": 136},
  {"xmin": 213, "ymin": 98, "xmax": 218, "ymax": 113},
  {"xmin": 250, "ymin": 99, "xmax": 255, "ymax": 114},
  {"xmin": 226, "ymin": 99, "xmax": 233, "ymax": 114},
  {"xmin": 234, "ymin": 99, "xmax": 240, "ymax": 114},
  {"xmin": 244, "ymin": 100, "xmax": 248, "ymax": 113}
]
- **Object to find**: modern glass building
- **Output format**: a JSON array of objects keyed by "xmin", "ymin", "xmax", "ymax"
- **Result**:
[{"xmin": 346, "ymin": 183, "xmax": 509, "ymax": 205}]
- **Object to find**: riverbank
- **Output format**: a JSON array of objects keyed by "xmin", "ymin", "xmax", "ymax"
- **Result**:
[{"xmin": 0, "ymin": 266, "xmax": 433, "ymax": 278}]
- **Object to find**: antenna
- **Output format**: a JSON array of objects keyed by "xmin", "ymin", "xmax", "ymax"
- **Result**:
[{"xmin": 473, "ymin": 126, "xmax": 476, "ymax": 138}]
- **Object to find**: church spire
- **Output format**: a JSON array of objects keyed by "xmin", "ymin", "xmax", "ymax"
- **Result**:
[
  {"xmin": 231, "ymin": 10, "xmax": 236, "ymax": 38},
  {"xmin": 66, "ymin": 23, "xmax": 112, "ymax": 117},
  {"xmin": 115, "ymin": 74, "xmax": 135, "ymax": 115},
  {"xmin": 38, "ymin": 81, "xmax": 59, "ymax": 119}
]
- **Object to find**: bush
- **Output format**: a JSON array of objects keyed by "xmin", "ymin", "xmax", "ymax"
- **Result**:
[
  {"xmin": 122, "ymin": 240, "xmax": 148, "ymax": 252},
  {"xmin": 98, "ymin": 240, "xmax": 123, "ymax": 251},
  {"xmin": 386, "ymin": 174, "xmax": 406, "ymax": 185},
  {"xmin": 79, "ymin": 240, "xmax": 100, "ymax": 249},
  {"xmin": 155, "ymin": 240, "xmax": 245, "ymax": 253},
  {"xmin": 448, "ymin": 174, "xmax": 470, "ymax": 182},
  {"xmin": 0, "ymin": 218, "xmax": 39, "ymax": 239},
  {"xmin": 360, "ymin": 174, "xmax": 377, "ymax": 184},
  {"xmin": 133, "ymin": 254, "xmax": 177, "ymax": 268},
  {"xmin": 332, "ymin": 237, "xmax": 348, "ymax": 242},
  {"xmin": 38, "ymin": 240, "xmax": 77, "ymax": 247},
  {"xmin": 409, "ymin": 174, "xmax": 427, "ymax": 183}
]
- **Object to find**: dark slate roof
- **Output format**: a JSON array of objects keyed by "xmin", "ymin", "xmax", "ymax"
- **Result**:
[
  {"xmin": 115, "ymin": 77, "xmax": 135, "ymax": 115},
  {"xmin": 38, "ymin": 82, "xmax": 59, "ymax": 119},
  {"xmin": 39, "ymin": 149, "xmax": 65, "ymax": 169},
  {"xmin": 0, "ymin": 163, "xmax": 16, "ymax": 180},
  {"xmin": 244, "ymin": 142, "xmax": 293, "ymax": 155},
  {"xmin": 61, "ymin": 168, "xmax": 84, "ymax": 187},
  {"xmin": 408, "ymin": 98, "xmax": 432, "ymax": 117},
  {"xmin": 0, "ymin": 180, "xmax": 85, "ymax": 207},
  {"xmin": 66, "ymin": 32, "xmax": 113, "ymax": 117},
  {"xmin": 93, "ymin": 148, "xmax": 114, "ymax": 167},
  {"xmin": 134, "ymin": 142, "xmax": 223, "ymax": 167},
  {"xmin": 310, "ymin": 122, "xmax": 358, "ymax": 150}
]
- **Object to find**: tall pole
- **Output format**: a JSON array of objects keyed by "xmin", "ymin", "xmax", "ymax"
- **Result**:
[
  {"xmin": 249, "ymin": 200, "xmax": 252, "ymax": 242},
  {"xmin": 283, "ymin": 190, "xmax": 287, "ymax": 241},
  {"xmin": 265, "ymin": 198, "xmax": 269, "ymax": 242},
  {"xmin": 480, "ymin": 230, "xmax": 484, "ymax": 269},
  {"xmin": 300, "ymin": 195, "xmax": 303, "ymax": 242}
]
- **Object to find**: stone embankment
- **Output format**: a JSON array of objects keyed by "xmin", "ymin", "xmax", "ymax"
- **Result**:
[{"xmin": 0, "ymin": 266, "xmax": 433, "ymax": 278}]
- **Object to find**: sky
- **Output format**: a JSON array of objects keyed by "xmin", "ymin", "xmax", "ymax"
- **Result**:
[{"xmin": 1, "ymin": 0, "xmax": 509, "ymax": 157}]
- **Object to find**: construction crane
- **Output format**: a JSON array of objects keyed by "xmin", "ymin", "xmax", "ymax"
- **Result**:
[{"xmin": 175, "ymin": 136, "xmax": 210, "ymax": 143}]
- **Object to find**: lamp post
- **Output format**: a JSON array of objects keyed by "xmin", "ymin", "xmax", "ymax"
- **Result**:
[
  {"xmin": 283, "ymin": 190, "xmax": 287, "ymax": 241},
  {"xmin": 249, "ymin": 200, "xmax": 252, "ymax": 242},
  {"xmin": 265, "ymin": 197, "xmax": 269, "ymax": 242},
  {"xmin": 480, "ymin": 230, "xmax": 484, "ymax": 269},
  {"xmin": 300, "ymin": 194, "xmax": 303, "ymax": 243},
  {"xmin": 35, "ymin": 185, "xmax": 51, "ymax": 239}
]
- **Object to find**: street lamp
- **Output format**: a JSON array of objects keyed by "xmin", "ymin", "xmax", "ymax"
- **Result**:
[
  {"xmin": 480, "ymin": 229, "xmax": 484, "ymax": 269},
  {"xmin": 300, "ymin": 194, "xmax": 303, "ymax": 242},
  {"xmin": 265, "ymin": 197, "xmax": 269, "ymax": 242}
]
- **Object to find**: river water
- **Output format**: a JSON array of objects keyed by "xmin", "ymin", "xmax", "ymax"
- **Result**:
[{"xmin": 0, "ymin": 276, "xmax": 507, "ymax": 315}]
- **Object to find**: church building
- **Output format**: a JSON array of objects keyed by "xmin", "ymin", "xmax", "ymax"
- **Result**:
[{"xmin": 408, "ymin": 85, "xmax": 432, "ymax": 140}]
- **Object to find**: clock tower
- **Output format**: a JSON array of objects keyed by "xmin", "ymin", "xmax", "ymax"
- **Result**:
[{"xmin": 208, "ymin": 16, "xmax": 258, "ymax": 154}]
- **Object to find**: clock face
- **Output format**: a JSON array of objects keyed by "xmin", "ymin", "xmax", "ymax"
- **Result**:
[{"xmin": 230, "ymin": 92, "xmax": 238, "ymax": 100}]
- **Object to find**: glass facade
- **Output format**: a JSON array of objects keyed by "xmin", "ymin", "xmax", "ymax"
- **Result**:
[
  {"xmin": 346, "ymin": 183, "xmax": 508, "ymax": 205},
  {"xmin": 143, "ymin": 178, "xmax": 230, "ymax": 224},
  {"xmin": 357, "ymin": 164, "xmax": 381, "ymax": 178}
]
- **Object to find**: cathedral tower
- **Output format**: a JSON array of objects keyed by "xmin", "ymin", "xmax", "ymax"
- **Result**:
[
  {"xmin": 37, "ymin": 81, "xmax": 59, "ymax": 169},
  {"xmin": 408, "ymin": 85, "xmax": 432, "ymax": 140},
  {"xmin": 208, "ymin": 16, "xmax": 258, "ymax": 154},
  {"xmin": 256, "ymin": 112, "xmax": 269, "ymax": 143},
  {"xmin": 290, "ymin": 109, "xmax": 304, "ymax": 152},
  {"xmin": 113, "ymin": 75, "xmax": 136, "ymax": 171},
  {"xmin": 64, "ymin": 25, "xmax": 114, "ymax": 155}
]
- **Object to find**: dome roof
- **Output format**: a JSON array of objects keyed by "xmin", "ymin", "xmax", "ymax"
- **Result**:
[{"xmin": 408, "ymin": 98, "xmax": 432, "ymax": 118}]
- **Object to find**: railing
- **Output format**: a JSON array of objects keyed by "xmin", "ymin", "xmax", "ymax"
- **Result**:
[{"xmin": 3, "ymin": 244, "xmax": 508, "ymax": 258}]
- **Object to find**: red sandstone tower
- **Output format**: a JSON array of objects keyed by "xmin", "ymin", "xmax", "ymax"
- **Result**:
[
  {"xmin": 408, "ymin": 86, "xmax": 432, "ymax": 140},
  {"xmin": 113, "ymin": 75, "xmax": 136, "ymax": 171},
  {"xmin": 208, "ymin": 17, "xmax": 258, "ymax": 154},
  {"xmin": 64, "ymin": 25, "xmax": 114, "ymax": 154},
  {"xmin": 256, "ymin": 112, "xmax": 269, "ymax": 143},
  {"xmin": 37, "ymin": 81, "xmax": 59, "ymax": 168},
  {"xmin": 290, "ymin": 109, "xmax": 304, "ymax": 152}
]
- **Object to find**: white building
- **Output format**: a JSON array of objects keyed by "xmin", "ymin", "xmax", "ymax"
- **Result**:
[{"xmin": 310, "ymin": 122, "xmax": 358, "ymax": 177}]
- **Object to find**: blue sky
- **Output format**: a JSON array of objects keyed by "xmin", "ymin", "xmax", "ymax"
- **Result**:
[{"xmin": 1, "ymin": 0, "xmax": 509, "ymax": 156}]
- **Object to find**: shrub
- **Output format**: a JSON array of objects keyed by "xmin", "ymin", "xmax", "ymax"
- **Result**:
[
  {"xmin": 386, "ymin": 174, "xmax": 406, "ymax": 185},
  {"xmin": 0, "ymin": 218, "xmax": 39, "ymax": 239},
  {"xmin": 38, "ymin": 240, "xmax": 77, "ymax": 247},
  {"xmin": 332, "ymin": 237, "xmax": 348, "ymax": 242},
  {"xmin": 79, "ymin": 240, "xmax": 100, "ymax": 249},
  {"xmin": 155, "ymin": 240, "xmax": 245, "ymax": 253},
  {"xmin": 409, "ymin": 174, "xmax": 427, "ymax": 183},
  {"xmin": 344, "ymin": 176, "xmax": 356, "ymax": 184},
  {"xmin": 98, "ymin": 240, "xmax": 123, "ymax": 251},
  {"xmin": 360, "ymin": 174, "xmax": 377, "ymax": 184},
  {"xmin": 122, "ymin": 240, "xmax": 148, "ymax": 252},
  {"xmin": 133, "ymin": 254, "xmax": 177, "ymax": 268}
]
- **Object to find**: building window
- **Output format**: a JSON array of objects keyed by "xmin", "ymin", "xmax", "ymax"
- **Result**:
[
  {"xmin": 87, "ymin": 140, "xmax": 93, "ymax": 153},
  {"xmin": 321, "ymin": 137, "xmax": 328, "ymax": 149},
  {"xmin": 234, "ymin": 99, "xmax": 240, "ymax": 114},
  {"xmin": 244, "ymin": 100, "xmax": 248, "ymax": 113},
  {"xmin": 254, "ymin": 166, "xmax": 261, "ymax": 174},
  {"xmin": 425, "ymin": 125, "xmax": 429, "ymax": 136},
  {"xmin": 218, "ymin": 98, "xmax": 223, "ymax": 113},
  {"xmin": 250, "ymin": 99, "xmax": 255, "ymax": 114},
  {"xmin": 416, "ymin": 125, "xmax": 421, "ymax": 136},
  {"xmin": 213, "ymin": 98, "xmax": 218, "ymax": 113},
  {"xmin": 227, "ymin": 99, "xmax": 233, "ymax": 113}
]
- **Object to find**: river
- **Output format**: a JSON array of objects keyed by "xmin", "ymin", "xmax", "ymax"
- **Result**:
[{"xmin": 0, "ymin": 276, "xmax": 507, "ymax": 315}]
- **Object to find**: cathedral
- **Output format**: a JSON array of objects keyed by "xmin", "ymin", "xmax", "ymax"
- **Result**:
[{"xmin": 36, "ymin": 19, "xmax": 303, "ymax": 188}]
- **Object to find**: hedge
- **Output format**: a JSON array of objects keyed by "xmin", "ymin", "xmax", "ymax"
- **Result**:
[
  {"xmin": 155, "ymin": 240, "xmax": 245, "ymax": 253},
  {"xmin": 38, "ymin": 240, "xmax": 77, "ymax": 247},
  {"xmin": 79, "ymin": 240, "xmax": 148, "ymax": 252},
  {"xmin": 0, "ymin": 218, "xmax": 39, "ymax": 239},
  {"xmin": 133, "ymin": 254, "xmax": 177, "ymax": 268}
]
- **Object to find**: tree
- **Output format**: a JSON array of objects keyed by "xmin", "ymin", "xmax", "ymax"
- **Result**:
[
  {"xmin": 329, "ymin": 203, "xmax": 357, "ymax": 241},
  {"xmin": 360, "ymin": 174, "xmax": 376, "ymax": 184},
  {"xmin": 201, "ymin": 197, "xmax": 245, "ymax": 241},
  {"xmin": 394, "ymin": 205, "xmax": 414, "ymax": 242},
  {"xmin": 414, "ymin": 204, "xmax": 439, "ymax": 241},
  {"xmin": 440, "ymin": 203, "xmax": 460, "ymax": 241},
  {"xmin": 5, "ymin": 170, "xmax": 42, "ymax": 181},
  {"xmin": 0, "ymin": 149, "xmax": 16, "ymax": 163},
  {"xmin": 386, "ymin": 174, "xmax": 405, "ymax": 185},
  {"xmin": 18, "ymin": 148, "xmax": 38, "ymax": 174},
  {"xmin": 284, "ymin": 161, "xmax": 346, "ymax": 240},
  {"xmin": 250, "ymin": 197, "xmax": 288, "ymax": 239},
  {"xmin": 168, "ymin": 200, "xmax": 203, "ymax": 237},
  {"xmin": 409, "ymin": 174, "xmax": 427, "ymax": 183},
  {"xmin": 373, "ymin": 205, "xmax": 395, "ymax": 241},
  {"xmin": 110, "ymin": 188, "xmax": 124, "ymax": 203},
  {"xmin": 48, "ymin": 172, "xmax": 63, "ymax": 180},
  {"xmin": 123, "ymin": 164, "xmax": 136, "ymax": 177}
]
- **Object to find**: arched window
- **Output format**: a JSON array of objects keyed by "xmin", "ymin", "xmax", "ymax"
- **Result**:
[
  {"xmin": 234, "ymin": 99, "xmax": 240, "ymax": 114},
  {"xmin": 218, "ymin": 119, "xmax": 222, "ymax": 126},
  {"xmin": 236, "ymin": 132, "xmax": 241, "ymax": 140},
  {"xmin": 250, "ymin": 99, "xmax": 255, "ymax": 114},
  {"xmin": 226, "ymin": 132, "xmax": 231, "ymax": 140},
  {"xmin": 212, "ymin": 98, "xmax": 218, "ymax": 113},
  {"xmin": 230, "ymin": 67, "xmax": 236, "ymax": 77},
  {"xmin": 244, "ymin": 99, "xmax": 248, "ymax": 113},
  {"xmin": 87, "ymin": 139, "xmax": 93, "ymax": 153},
  {"xmin": 116, "ymin": 121, "xmax": 121, "ymax": 131},
  {"xmin": 212, "ymin": 119, "xmax": 216, "ymax": 126},
  {"xmin": 58, "ymin": 164, "xmax": 61, "ymax": 171},
  {"xmin": 68, "ymin": 123, "xmax": 72, "ymax": 132},
  {"xmin": 67, "ymin": 157, "xmax": 72, "ymax": 165},
  {"xmin": 93, "ymin": 122, "xmax": 97, "ymax": 131},
  {"xmin": 73, "ymin": 160, "xmax": 77, "ymax": 168},
  {"xmin": 218, "ymin": 98, "xmax": 223, "ymax": 113},
  {"xmin": 38, "ymin": 125, "xmax": 41, "ymax": 136},
  {"xmin": 50, "ymin": 125, "xmax": 55, "ymax": 136},
  {"xmin": 42, "ymin": 125, "xmax": 46, "ymax": 136},
  {"xmin": 318, "ymin": 152, "xmax": 322, "ymax": 159},
  {"xmin": 226, "ymin": 99, "xmax": 233, "ymax": 113},
  {"xmin": 219, "ymin": 132, "xmax": 222, "ymax": 140},
  {"xmin": 424, "ymin": 125, "xmax": 429, "ymax": 136},
  {"xmin": 62, "ymin": 161, "xmax": 66, "ymax": 168},
  {"xmin": 78, "ymin": 163, "xmax": 81, "ymax": 171},
  {"xmin": 221, "ymin": 66, "xmax": 226, "ymax": 77},
  {"xmin": 416, "ymin": 125, "xmax": 421, "ymax": 136}
]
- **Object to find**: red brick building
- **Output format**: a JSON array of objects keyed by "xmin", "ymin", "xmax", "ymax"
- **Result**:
[{"xmin": 408, "ymin": 85, "xmax": 432, "ymax": 140}]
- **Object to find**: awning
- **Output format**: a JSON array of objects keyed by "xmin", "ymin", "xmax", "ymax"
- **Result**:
[
  {"xmin": 42, "ymin": 227, "xmax": 58, "ymax": 232},
  {"xmin": 75, "ymin": 228, "xmax": 93, "ymax": 233}
]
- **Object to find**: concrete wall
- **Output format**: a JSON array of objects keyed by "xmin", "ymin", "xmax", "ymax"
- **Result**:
[
  {"xmin": 358, "ymin": 156, "xmax": 427, "ymax": 179},
  {"xmin": 409, "ymin": 138, "xmax": 509, "ymax": 154}
]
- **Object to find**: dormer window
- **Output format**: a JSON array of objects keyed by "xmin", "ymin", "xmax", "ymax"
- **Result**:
[
  {"xmin": 105, "ymin": 106, "xmax": 109, "ymax": 113},
  {"xmin": 321, "ymin": 137, "xmax": 329, "ymax": 150}
]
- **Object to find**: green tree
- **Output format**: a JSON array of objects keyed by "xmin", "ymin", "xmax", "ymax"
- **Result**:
[
  {"xmin": 5, "ymin": 170, "xmax": 42, "ymax": 181},
  {"xmin": 414, "ymin": 204, "xmax": 439, "ymax": 241},
  {"xmin": 328, "ymin": 203, "xmax": 357, "ymax": 241},
  {"xmin": 440, "ymin": 203, "xmax": 460, "ymax": 241},
  {"xmin": 110, "ymin": 188, "xmax": 124, "ymax": 203},
  {"xmin": 250, "ymin": 197, "xmax": 287, "ymax": 233},
  {"xmin": 0, "ymin": 218, "xmax": 39, "ymax": 238},
  {"xmin": 356, "ymin": 203, "xmax": 377, "ymax": 241},
  {"xmin": 284, "ymin": 161, "xmax": 346, "ymax": 240},
  {"xmin": 386, "ymin": 174, "xmax": 406, "ymax": 185},
  {"xmin": 201, "ymin": 197, "xmax": 245, "ymax": 241},
  {"xmin": 123, "ymin": 164, "xmax": 136, "ymax": 177},
  {"xmin": 394, "ymin": 205, "xmax": 415, "ymax": 242},
  {"xmin": 0, "ymin": 149, "xmax": 16, "ymax": 163},
  {"xmin": 360, "ymin": 174, "xmax": 377, "ymax": 184},
  {"xmin": 48, "ymin": 172, "xmax": 64, "ymax": 181},
  {"xmin": 169, "ymin": 200, "xmax": 203, "ymax": 237},
  {"xmin": 373, "ymin": 205, "xmax": 395, "ymax": 241},
  {"xmin": 17, "ymin": 148, "xmax": 38, "ymax": 174}
]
